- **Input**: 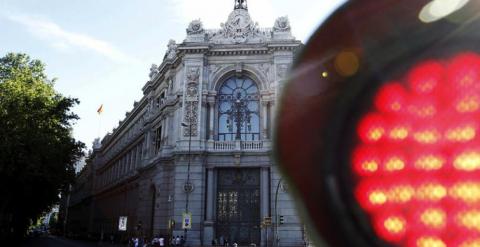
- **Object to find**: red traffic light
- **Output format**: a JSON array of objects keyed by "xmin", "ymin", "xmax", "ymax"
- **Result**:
[
  {"xmin": 275, "ymin": 1, "xmax": 480, "ymax": 247},
  {"xmin": 355, "ymin": 52, "xmax": 480, "ymax": 247}
]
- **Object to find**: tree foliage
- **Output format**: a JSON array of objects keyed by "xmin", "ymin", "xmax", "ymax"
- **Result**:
[{"xmin": 0, "ymin": 53, "xmax": 84, "ymax": 240}]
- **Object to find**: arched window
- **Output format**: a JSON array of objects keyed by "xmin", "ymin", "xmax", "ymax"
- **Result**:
[{"xmin": 218, "ymin": 76, "xmax": 260, "ymax": 141}]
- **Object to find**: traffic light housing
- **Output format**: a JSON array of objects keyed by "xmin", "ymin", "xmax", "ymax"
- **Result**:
[
  {"xmin": 279, "ymin": 215, "xmax": 285, "ymax": 225},
  {"xmin": 275, "ymin": 0, "xmax": 480, "ymax": 247}
]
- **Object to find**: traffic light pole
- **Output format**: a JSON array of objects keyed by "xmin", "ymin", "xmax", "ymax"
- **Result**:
[
  {"xmin": 274, "ymin": 178, "xmax": 283, "ymax": 247},
  {"xmin": 184, "ymin": 120, "xmax": 192, "ymax": 245}
]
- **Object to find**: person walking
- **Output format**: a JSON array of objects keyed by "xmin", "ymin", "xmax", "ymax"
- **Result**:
[
  {"xmin": 175, "ymin": 235, "xmax": 180, "ymax": 246},
  {"xmin": 219, "ymin": 236, "xmax": 225, "ymax": 246}
]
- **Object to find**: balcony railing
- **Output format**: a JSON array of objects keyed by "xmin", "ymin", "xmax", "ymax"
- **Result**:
[
  {"xmin": 208, "ymin": 140, "xmax": 270, "ymax": 152},
  {"xmin": 213, "ymin": 141, "xmax": 236, "ymax": 150}
]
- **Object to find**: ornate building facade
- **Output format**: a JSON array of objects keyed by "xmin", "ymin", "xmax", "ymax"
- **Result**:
[{"xmin": 67, "ymin": 1, "xmax": 303, "ymax": 246}]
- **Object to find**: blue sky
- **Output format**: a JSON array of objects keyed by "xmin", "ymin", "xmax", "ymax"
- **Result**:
[{"xmin": 0, "ymin": 0, "xmax": 346, "ymax": 149}]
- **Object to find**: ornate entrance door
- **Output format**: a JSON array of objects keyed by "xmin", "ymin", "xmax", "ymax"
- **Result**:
[{"xmin": 216, "ymin": 168, "xmax": 260, "ymax": 245}]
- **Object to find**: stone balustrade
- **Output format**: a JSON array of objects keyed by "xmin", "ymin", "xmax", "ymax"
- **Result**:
[{"xmin": 206, "ymin": 140, "xmax": 270, "ymax": 152}]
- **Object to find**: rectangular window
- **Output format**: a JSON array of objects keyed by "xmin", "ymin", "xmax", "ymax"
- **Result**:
[
  {"xmin": 131, "ymin": 149, "xmax": 136, "ymax": 171},
  {"xmin": 154, "ymin": 126, "xmax": 162, "ymax": 154},
  {"xmin": 157, "ymin": 91, "xmax": 166, "ymax": 108},
  {"xmin": 138, "ymin": 143, "xmax": 143, "ymax": 167}
]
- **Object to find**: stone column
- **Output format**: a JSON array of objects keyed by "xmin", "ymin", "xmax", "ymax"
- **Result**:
[
  {"xmin": 260, "ymin": 167, "xmax": 270, "ymax": 246},
  {"xmin": 269, "ymin": 101, "xmax": 274, "ymax": 139},
  {"xmin": 208, "ymin": 101, "xmax": 215, "ymax": 140},
  {"xmin": 261, "ymin": 101, "xmax": 268, "ymax": 140},
  {"xmin": 203, "ymin": 168, "xmax": 215, "ymax": 244}
]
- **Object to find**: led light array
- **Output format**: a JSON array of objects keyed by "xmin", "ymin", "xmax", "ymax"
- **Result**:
[{"xmin": 353, "ymin": 52, "xmax": 480, "ymax": 247}]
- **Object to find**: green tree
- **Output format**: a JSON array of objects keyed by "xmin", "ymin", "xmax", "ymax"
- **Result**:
[{"xmin": 0, "ymin": 53, "xmax": 84, "ymax": 240}]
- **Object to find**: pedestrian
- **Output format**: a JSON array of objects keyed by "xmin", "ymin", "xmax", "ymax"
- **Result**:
[
  {"xmin": 139, "ymin": 236, "xmax": 144, "ymax": 247},
  {"xmin": 159, "ymin": 236, "xmax": 165, "ymax": 247},
  {"xmin": 152, "ymin": 236, "xmax": 159, "ymax": 247},
  {"xmin": 212, "ymin": 238, "xmax": 217, "ymax": 246},
  {"xmin": 175, "ymin": 235, "xmax": 180, "ymax": 246},
  {"xmin": 219, "ymin": 236, "xmax": 224, "ymax": 246},
  {"xmin": 180, "ymin": 235, "xmax": 185, "ymax": 246},
  {"xmin": 133, "ymin": 237, "xmax": 139, "ymax": 247}
]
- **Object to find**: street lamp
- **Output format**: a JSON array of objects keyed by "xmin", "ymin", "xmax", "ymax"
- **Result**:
[
  {"xmin": 274, "ymin": 179, "xmax": 282, "ymax": 247},
  {"xmin": 226, "ymin": 92, "xmax": 254, "ymax": 140},
  {"xmin": 181, "ymin": 121, "xmax": 193, "ymax": 244}
]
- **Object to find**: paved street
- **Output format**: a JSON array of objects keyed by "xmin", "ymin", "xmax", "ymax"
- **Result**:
[{"xmin": 21, "ymin": 235, "xmax": 126, "ymax": 247}]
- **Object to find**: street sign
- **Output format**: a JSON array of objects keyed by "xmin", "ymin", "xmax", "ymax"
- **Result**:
[
  {"xmin": 182, "ymin": 212, "xmax": 192, "ymax": 229},
  {"xmin": 168, "ymin": 219, "xmax": 175, "ymax": 229},
  {"xmin": 118, "ymin": 216, "xmax": 128, "ymax": 231}
]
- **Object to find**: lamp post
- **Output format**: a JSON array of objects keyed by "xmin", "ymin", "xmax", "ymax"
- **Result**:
[
  {"xmin": 181, "ymin": 120, "xmax": 193, "ymax": 245},
  {"xmin": 226, "ymin": 92, "xmax": 253, "ymax": 140},
  {"xmin": 274, "ymin": 178, "xmax": 283, "ymax": 247},
  {"xmin": 63, "ymin": 184, "xmax": 72, "ymax": 237}
]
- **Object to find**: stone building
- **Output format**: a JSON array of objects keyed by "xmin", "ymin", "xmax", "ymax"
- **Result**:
[{"xmin": 69, "ymin": 1, "xmax": 303, "ymax": 246}]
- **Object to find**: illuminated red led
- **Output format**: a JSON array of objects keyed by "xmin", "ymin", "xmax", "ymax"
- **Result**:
[
  {"xmin": 407, "ymin": 61, "xmax": 443, "ymax": 95},
  {"xmin": 375, "ymin": 83, "xmax": 408, "ymax": 113},
  {"xmin": 353, "ymin": 52, "xmax": 480, "ymax": 246}
]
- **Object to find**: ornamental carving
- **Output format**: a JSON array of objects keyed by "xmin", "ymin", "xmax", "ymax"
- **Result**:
[
  {"xmin": 208, "ymin": 64, "xmax": 231, "ymax": 82},
  {"xmin": 187, "ymin": 67, "xmax": 200, "ymax": 83},
  {"xmin": 186, "ymin": 19, "xmax": 205, "ymax": 35},
  {"xmin": 256, "ymin": 63, "xmax": 273, "ymax": 83},
  {"xmin": 208, "ymin": 9, "xmax": 268, "ymax": 44},
  {"xmin": 276, "ymin": 64, "xmax": 289, "ymax": 80},
  {"xmin": 183, "ymin": 66, "xmax": 200, "ymax": 137},
  {"xmin": 186, "ymin": 82, "xmax": 199, "ymax": 101},
  {"xmin": 273, "ymin": 16, "xmax": 291, "ymax": 32},
  {"xmin": 183, "ymin": 101, "xmax": 198, "ymax": 137}
]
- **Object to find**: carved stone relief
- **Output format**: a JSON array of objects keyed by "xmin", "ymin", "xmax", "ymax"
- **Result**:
[
  {"xmin": 183, "ymin": 101, "xmax": 199, "ymax": 137},
  {"xmin": 187, "ymin": 67, "xmax": 200, "ymax": 83},
  {"xmin": 208, "ymin": 9, "xmax": 269, "ymax": 44},
  {"xmin": 255, "ymin": 63, "xmax": 273, "ymax": 86},
  {"xmin": 186, "ymin": 82, "xmax": 199, "ymax": 101},
  {"xmin": 276, "ymin": 64, "xmax": 289, "ymax": 80},
  {"xmin": 186, "ymin": 19, "xmax": 205, "ymax": 35},
  {"xmin": 208, "ymin": 64, "xmax": 232, "ymax": 83},
  {"xmin": 183, "ymin": 66, "xmax": 201, "ymax": 137},
  {"xmin": 273, "ymin": 16, "xmax": 291, "ymax": 32}
]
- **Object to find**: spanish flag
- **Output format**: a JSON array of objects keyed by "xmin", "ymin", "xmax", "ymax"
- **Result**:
[{"xmin": 97, "ymin": 104, "xmax": 104, "ymax": 114}]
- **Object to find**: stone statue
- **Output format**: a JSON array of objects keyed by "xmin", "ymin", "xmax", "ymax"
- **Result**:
[
  {"xmin": 234, "ymin": 0, "xmax": 247, "ymax": 10},
  {"xmin": 165, "ymin": 40, "xmax": 177, "ymax": 60},
  {"xmin": 149, "ymin": 64, "xmax": 159, "ymax": 79}
]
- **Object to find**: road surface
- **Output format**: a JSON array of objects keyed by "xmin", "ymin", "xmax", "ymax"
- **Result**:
[{"xmin": 21, "ymin": 236, "xmax": 125, "ymax": 247}]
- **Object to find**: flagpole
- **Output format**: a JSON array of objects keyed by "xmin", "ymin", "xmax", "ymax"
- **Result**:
[
  {"xmin": 98, "ymin": 113, "xmax": 101, "ymax": 138},
  {"xmin": 97, "ymin": 104, "xmax": 104, "ymax": 138}
]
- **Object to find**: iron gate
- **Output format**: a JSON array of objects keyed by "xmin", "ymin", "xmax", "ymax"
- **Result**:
[{"xmin": 216, "ymin": 168, "xmax": 260, "ymax": 245}]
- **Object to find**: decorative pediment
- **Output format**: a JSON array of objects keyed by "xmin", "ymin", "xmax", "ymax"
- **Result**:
[{"xmin": 207, "ymin": 9, "xmax": 270, "ymax": 44}]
